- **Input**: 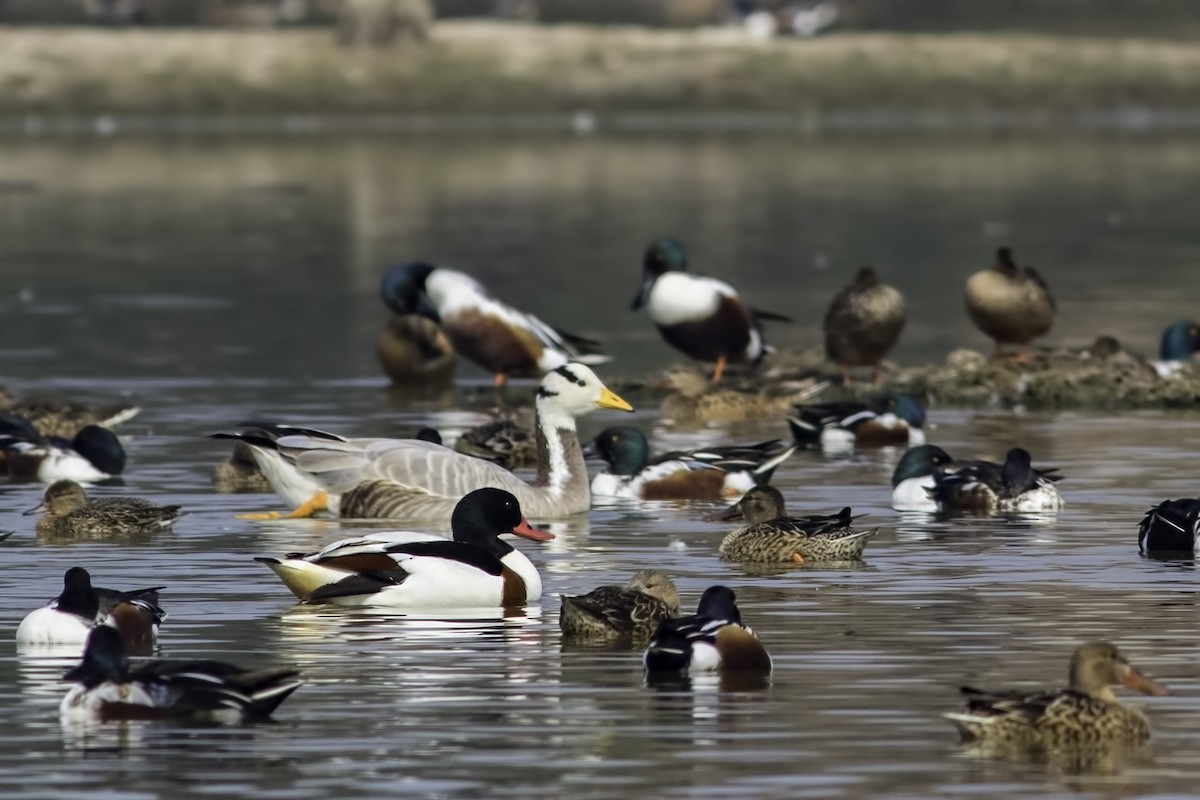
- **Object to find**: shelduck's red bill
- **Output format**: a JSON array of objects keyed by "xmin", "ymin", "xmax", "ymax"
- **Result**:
[{"xmin": 511, "ymin": 517, "xmax": 555, "ymax": 542}]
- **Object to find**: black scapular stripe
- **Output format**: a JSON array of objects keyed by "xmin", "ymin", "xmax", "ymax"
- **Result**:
[{"xmin": 384, "ymin": 541, "xmax": 505, "ymax": 576}]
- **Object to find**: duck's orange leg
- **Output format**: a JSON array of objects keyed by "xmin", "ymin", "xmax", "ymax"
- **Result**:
[
  {"xmin": 237, "ymin": 491, "xmax": 330, "ymax": 520},
  {"xmin": 711, "ymin": 355, "xmax": 728, "ymax": 383},
  {"xmin": 791, "ymin": 553, "xmax": 806, "ymax": 565}
]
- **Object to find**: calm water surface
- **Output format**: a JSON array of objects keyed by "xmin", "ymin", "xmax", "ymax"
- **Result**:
[{"xmin": 1, "ymin": 133, "xmax": 1199, "ymax": 799}]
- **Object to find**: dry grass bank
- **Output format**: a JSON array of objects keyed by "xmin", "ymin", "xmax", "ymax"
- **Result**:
[{"xmin": 1, "ymin": 21, "xmax": 1199, "ymax": 117}]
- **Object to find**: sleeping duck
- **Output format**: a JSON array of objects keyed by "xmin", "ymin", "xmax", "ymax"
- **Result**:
[
  {"xmin": 255, "ymin": 488, "xmax": 552, "ymax": 608},
  {"xmin": 381, "ymin": 262, "xmax": 608, "ymax": 388},
  {"xmin": 559, "ymin": 570, "xmax": 680, "ymax": 639},
  {"xmin": 643, "ymin": 586, "xmax": 771, "ymax": 674},
  {"xmin": 716, "ymin": 485, "xmax": 877, "ymax": 563},
  {"xmin": 964, "ymin": 246, "xmax": 1055, "ymax": 360},
  {"xmin": 25, "ymin": 480, "xmax": 183, "ymax": 538},
  {"xmin": 823, "ymin": 266, "xmax": 906, "ymax": 385},
  {"xmin": 0, "ymin": 421, "xmax": 126, "ymax": 484},
  {"xmin": 928, "ymin": 447, "xmax": 1064, "ymax": 513},
  {"xmin": 60, "ymin": 626, "xmax": 301, "ymax": 723},
  {"xmin": 585, "ymin": 426, "xmax": 795, "ymax": 501},
  {"xmin": 633, "ymin": 237, "xmax": 789, "ymax": 382},
  {"xmin": 218, "ymin": 364, "xmax": 633, "ymax": 523}
]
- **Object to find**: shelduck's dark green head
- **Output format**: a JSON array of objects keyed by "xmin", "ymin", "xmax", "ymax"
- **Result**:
[
  {"xmin": 633, "ymin": 237, "xmax": 688, "ymax": 310},
  {"xmin": 1159, "ymin": 321, "xmax": 1200, "ymax": 362},
  {"xmin": 381, "ymin": 262, "xmax": 439, "ymax": 320},
  {"xmin": 584, "ymin": 426, "xmax": 652, "ymax": 476}
]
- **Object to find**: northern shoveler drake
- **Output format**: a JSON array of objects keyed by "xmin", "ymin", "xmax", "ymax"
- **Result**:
[
  {"xmin": 559, "ymin": 570, "xmax": 680, "ymax": 639},
  {"xmin": 823, "ymin": 266, "xmax": 906, "ymax": 385},
  {"xmin": 453, "ymin": 415, "xmax": 537, "ymax": 471},
  {"xmin": 24, "ymin": 480, "xmax": 183, "ymax": 537},
  {"xmin": 657, "ymin": 364, "xmax": 824, "ymax": 427},
  {"xmin": 965, "ymin": 246, "xmax": 1055, "ymax": 360},
  {"xmin": 584, "ymin": 426, "xmax": 795, "ymax": 501},
  {"xmin": 891, "ymin": 444, "xmax": 954, "ymax": 512},
  {"xmin": 632, "ymin": 237, "xmax": 790, "ymax": 383},
  {"xmin": 788, "ymin": 394, "xmax": 926, "ymax": 452},
  {"xmin": 1152, "ymin": 321, "xmax": 1200, "ymax": 378},
  {"xmin": 0, "ymin": 420, "xmax": 126, "ymax": 483},
  {"xmin": 381, "ymin": 262, "xmax": 609, "ymax": 388},
  {"xmin": 928, "ymin": 447, "xmax": 1064, "ymax": 513},
  {"xmin": 715, "ymin": 485, "xmax": 877, "ymax": 563},
  {"xmin": 1137, "ymin": 498, "xmax": 1200, "ymax": 554},
  {"xmin": 944, "ymin": 642, "xmax": 1168, "ymax": 750},
  {"xmin": 60, "ymin": 626, "xmax": 301, "ymax": 723},
  {"xmin": 256, "ymin": 488, "xmax": 553, "ymax": 608},
  {"xmin": 16, "ymin": 567, "xmax": 166, "ymax": 652},
  {"xmin": 217, "ymin": 364, "xmax": 633, "ymax": 523},
  {"xmin": 643, "ymin": 585, "xmax": 771, "ymax": 674},
  {"xmin": 376, "ymin": 264, "xmax": 458, "ymax": 387},
  {"xmin": 0, "ymin": 394, "xmax": 140, "ymax": 439}
]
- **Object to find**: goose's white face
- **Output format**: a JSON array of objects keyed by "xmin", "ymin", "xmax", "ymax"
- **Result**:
[{"xmin": 536, "ymin": 364, "xmax": 633, "ymax": 420}]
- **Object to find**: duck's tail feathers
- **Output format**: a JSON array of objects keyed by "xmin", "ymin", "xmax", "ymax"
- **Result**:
[
  {"xmin": 751, "ymin": 444, "xmax": 798, "ymax": 484},
  {"xmin": 786, "ymin": 415, "xmax": 822, "ymax": 447},
  {"xmin": 240, "ymin": 668, "xmax": 304, "ymax": 717},
  {"xmin": 98, "ymin": 405, "xmax": 141, "ymax": 429}
]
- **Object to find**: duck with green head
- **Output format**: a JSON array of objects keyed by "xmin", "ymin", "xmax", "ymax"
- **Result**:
[
  {"xmin": 1152, "ymin": 320, "xmax": 1200, "ymax": 377},
  {"xmin": 788, "ymin": 394, "xmax": 926, "ymax": 454},
  {"xmin": 928, "ymin": 447, "xmax": 1063, "ymax": 513},
  {"xmin": 643, "ymin": 585, "xmax": 772, "ymax": 675},
  {"xmin": 377, "ymin": 262, "xmax": 458, "ymax": 388},
  {"xmin": 633, "ymin": 237, "xmax": 789, "ymax": 383}
]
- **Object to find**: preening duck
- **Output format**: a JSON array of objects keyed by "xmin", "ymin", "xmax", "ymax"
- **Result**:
[
  {"xmin": 788, "ymin": 394, "xmax": 925, "ymax": 452},
  {"xmin": 60, "ymin": 626, "xmax": 301, "ymax": 723},
  {"xmin": 643, "ymin": 585, "xmax": 771, "ymax": 674},
  {"xmin": 375, "ymin": 269, "xmax": 458, "ymax": 387},
  {"xmin": 1137, "ymin": 498, "xmax": 1200, "ymax": 554},
  {"xmin": 585, "ymin": 426, "xmax": 795, "ymax": 501},
  {"xmin": 16, "ymin": 567, "xmax": 166, "ymax": 651},
  {"xmin": 928, "ymin": 447, "xmax": 1063, "ymax": 513},
  {"xmin": 0, "ymin": 394, "xmax": 140, "ymax": 439},
  {"xmin": 382, "ymin": 262, "xmax": 609, "ymax": 387},
  {"xmin": 964, "ymin": 246, "xmax": 1055, "ymax": 360},
  {"xmin": 559, "ymin": 570, "xmax": 680, "ymax": 639},
  {"xmin": 219, "ymin": 363, "xmax": 633, "ymax": 523},
  {"xmin": 633, "ymin": 237, "xmax": 789, "ymax": 382},
  {"xmin": 212, "ymin": 441, "xmax": 272, "ymax": 493},
  {"xmin": 823, "ymin": 266, "xmax": 906, "ymax": 385},
  {"xmin": 0, "ymin": 421, "xmax": 126, "ymax": 483},
  {"xmin": 256, "ymin": 488, "xmax": 553, "ymax": 608},
  {"xmin": 453, "ymin": 415, "xmax": 537, "ymax": 470},
  {"xmin": 716, "ymin": 485, "xmax": 876, "ymax": 563},
  {"xmin": 24, "ymin": 480, "xmax": 183, "ymax": 537},
  {"xmin": 945, "ymin": 642, "xmax": 1168, "ymax": 750},
  {"xmin": 891, "ymin": 444, "xmax": 954, "ymax": 512}
]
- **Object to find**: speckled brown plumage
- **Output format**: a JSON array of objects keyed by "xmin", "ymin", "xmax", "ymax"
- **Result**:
[
  {"xmin": 30, "ymin": 480, "xmax": 182, "ymax": 538},
  {"xmin": 965, "ymin": 247, "xmax": 1055, "ymax": 358},
  {"xmin": 0, "ymin": 396, "xmax": 140, "ymax": 439},
  {"xmin": 212, "ymin": 442, "xmax": 272, "ymax": 493},
  {"xmin": 823, "ymin": 267, "xmax": 906, "ymax": 381},
  {"xmin": 376, "ymin": 314, "xmax": 458, "ymax": 387},
  {"xmin": 560, "ymin": 570, "xmax": 680, "ymax": 639},
  {"xmin": 718, "ymin": 485, "xmax": 877, "ymax": 562}
]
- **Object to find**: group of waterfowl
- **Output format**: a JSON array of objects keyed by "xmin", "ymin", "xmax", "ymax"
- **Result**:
[{"xmin": 7, "ymin": 237, "xmax": 1188, "ymax": 750}]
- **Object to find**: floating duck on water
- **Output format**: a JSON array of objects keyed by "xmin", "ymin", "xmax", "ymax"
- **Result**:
[
  {"xmin": 715, "ymin": 485, "xmax": 876, "ymax": 563},
  {"xmin": 16, "ymin": 567, "xmax": 166, "ymax": 652},
  {"xmin": 1151, "ymin": 321, "xmax": 1200, "ymax": 377},
  {"xmin": 453, "ymin": 414, "xmax": 537, "ymax": 470},
  {"xmin": 559, "ymin": 570, "xmax": 680, "ymax": 639},
  {"xmin": 944, "ymin": 642, "xmax": 1168, "ymax": 750},
  {"xmin": 633, "ymin": 237, "xmax": 790, "ymax": 383},
  {"xmin": 823, "ymin": 266, "xmax": 906, "ymax": 385},
  {"xmin": 890, "ymin": 444, "xmax": 954, "ymax": 512},
  {"xmin": 218, "ymin": 364, "xmax": 633, "ymax": 523},
  {"xmin": 381, "ymin": 262, "xmax": 609, "ymax": 388},
  {"xmin": 1137, "ymin": 498, "xmax": 1200, "ymax": 555},
  {"xmin": 59, "ymin": 626, "xmax": 301, "ymax": 723},
  {"xmin": 376, "ymin": 265, "xmax": 458, "ymax": 388},
  {"xmin": 644, "ymin": 585, "xmax": 771, "ymax": 674},
  {"xmin": 927, "ymin": 447, "xmax": 1064, "ymax": 513},
  {"xmin": 585, "ymin": 426, "xmax": 795, "ymax": 501},
  {"xmin": 0, "ymin": 418, "xmax": 126, "ymax": 484},
  {"xmin": 0, "ymin": 391, "xmax": 140, "ymax": 439},
  {"xmin": 256, "ymin": 488, "xmax": 552, "ymax": 608},
  {"xmin": 788, "ymin": 394, "xmax": 926, "ymax": 452},
  {"xmin": 24, "ymin": 480, "xmax": 183, "ymax": 537},
  {"xmin": 965, "ymin": 246, "xmax": 1055, "ymax": 361}
]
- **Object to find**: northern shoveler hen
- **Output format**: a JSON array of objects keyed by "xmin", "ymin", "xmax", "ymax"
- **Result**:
[
  {"xmin": 60, "ymin": 626, "xmax": 301, "ymax": 723},
  {"xmin": 25, "ymin": 480, "xmax": 183, "ymax": 537},
  {"xmin": 964, "ymin": 246, "xmax": 1055, "ymax": 360},
  {"xmin": 559, "ymin": 570, "xmax": 680, "ymax": 639},
  {"xmin": 16, "ymin": 567, "xmax": 166, "ymax": 652},
  {"xmin": 823, "ymin": 266, "xmax": 906, "ymax": 384},
  {"xmin": 945, "ymin": 642, "xmax": 1169, "ymax": 750},
  {"xmin": 0, "ymin": 393, "xmax": 140, "ymax": 439},
  {"xmin": 657, "ymin": 364, "xmax": 823, "ymax": 427},
  {"xmin": 891, "ymin": 444, "xmax": 954, "ymax": 512},
  {"xmin": 453, "ymin": 415, "xmax": 537, "ymax": 470},
  {"xmin": 212, "ymin": 441, "xmax": 273, "ymax": 493},
  {"xmin": 633, "ymin": 237, "xmax": 790, "ymax": 382},
  {"xmin": 0, "ymin": 421, "xmax": 125, "ymax": 483},
  {"xmin": 788, "ymin": 394, "xmax": 926, "ymax": 453},
  {"xmin": 585, "ymin": 426, "xmax": 795, "ymax": 501},
  {"xmin": 1137, "ymin": 498, "xmax": 1200, "ymax": 554},
  {"xmin": 218, "ymin": 364, "xmax": 633, "ymax": 523},
  {"xmin": 643, "ymin": 586, "xmax": 771, "ymax": 674},
  {"xmin": 716, "ymin": 485, "xmax": 877, "ymax": 563},
  {"xmin": 381, "ymin": 262, "xmax": 609, "ymax": 388},
  {"xmin": 928, "ymin": 447, "xmax": 1064, "ymax": 513},
  {"xmin": 256, "ymin": 488, "xmax": 553, "ymax": 608},
  {"xmin": 1151, "ymin": 321, "xmax": 1200, "ymax": 378}
]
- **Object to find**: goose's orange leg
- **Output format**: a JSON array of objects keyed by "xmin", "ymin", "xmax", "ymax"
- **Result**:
[{"xmin": 237, "ymin": 492, "xmax": 330, "ymax": 520}]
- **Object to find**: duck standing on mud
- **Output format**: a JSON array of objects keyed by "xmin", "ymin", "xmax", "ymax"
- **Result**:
[
  {"xmin": 964, "ymin": 247, "xmax": 1055, "ymax": 360},
  {"xmin": 823, "ymin": 266, "xmax": 906, "ymax": 384}
]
